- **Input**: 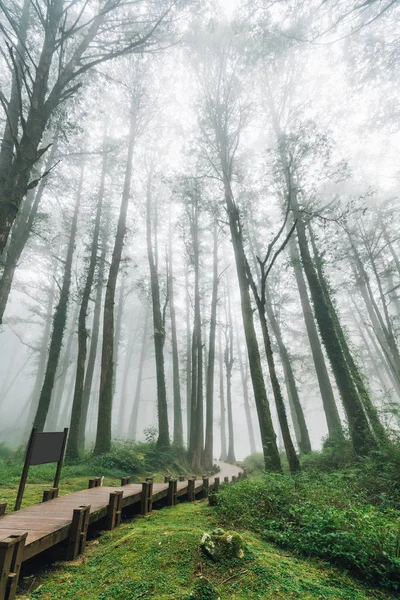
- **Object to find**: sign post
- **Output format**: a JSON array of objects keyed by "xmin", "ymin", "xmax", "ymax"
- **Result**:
[{"xmin": 14, "ymin": 428, "xmax": 68, "ymax": 511}]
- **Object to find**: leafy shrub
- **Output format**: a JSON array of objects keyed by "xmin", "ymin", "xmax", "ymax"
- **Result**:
[
  {"xmin": 212, "ymin": 473, "xmax": 400, "ymax": 589},
  {"xmin": 242, "ymin": 452, "xmax": 265, "ymax": 475},
  {"xmin": 301, "ymin": 430, "xmax": 355, "ymax": 472}
]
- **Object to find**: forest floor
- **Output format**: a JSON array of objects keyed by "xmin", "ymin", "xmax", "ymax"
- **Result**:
[{"xmin": 15, "ymin": 500, "xmax": 395, "ymax": 600}]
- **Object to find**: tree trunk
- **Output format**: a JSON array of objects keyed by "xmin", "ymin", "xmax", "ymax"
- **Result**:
[
  {"xmin": 46, "ymin": 301, "xmax": 79, "ymax": 430},
  {"xmin": 0, "ymin": 0, "xmax": 31, "ymax": 182},
  {"xmin": 66, "ymin": 145, "xmax": 106, "ymax": 458},
  {"xmin": 113, "ymin": 278, "xmax": 125, "ymax": 399},
  {"xmin": 94, "ymin": 99, "xmax": 136, "ymax": 455},
  {"xmin": 168, "ymin": 218, "xmax": 183, "ymax": 446},
  {"xmin": 78, "ymin": 225, "xmax": 107, "ymax": 451},
  {"xmin": 204, "ymin": 222, "xmax": 219, "ymax": 468},
  {"xmin": 0, "ymin": 133, "xmax": 59, "ymax": 324},
  {"xmin": 22, "ymin": 274, "xmax": 56, "ymax": 438},
  {"xmin": 0, "ymin": 0, "xmax": 64, "ymax": 252},
  {"xmin": 145, "ymin": 169, "xmax": 170, "ymax": 449},
  {"xmin": 225, "ymin": 189, "xmax": 281, "ymax": 471},
  {"xmin": 309, "ymin": 226, "xmax": 388, "ymax": 446},
  {"xmin": 224, "ymin": 299, "xmax": 236, "ymax": 464},
  {"xmin": 255, "ymin": 292, "xmax": 301, "ymax": 473},
  {"xmin": 218, "ymin": 324, "xmax": 227, "ymax": 461},
  {"xmin": 185, "ymin": 263, "xmax": 192, "ymax": 448},
  {"xmin": 129, "ymin": 305, "xmax": 150, "ymax": 439},
  {"xmin": 265, "ymin": 283, "xmax": 312, "ymax": 453},
  {"xmin": 117, "ymin": 310, "xmax": 140, "ymax": 434},
  {"xmin": 294, "ymin": 215, "xmax": 376, "ymax": 456},
  {"xmin": 33, "ymin": 162, "xmax": 83, "ymax": 431},
  {"xmin": 289, "ymin": 237, "xmax": 342, "ymax": 436},
  {"xmin": 234, "ymin": 312, "xmax": 256, "ymax": 455},
  {"xmin": 188, "ymin": 200, "xmax": 203, "ymax": 469}
]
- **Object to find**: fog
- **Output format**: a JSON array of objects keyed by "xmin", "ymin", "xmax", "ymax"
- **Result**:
[{"xmin": 0, "ymin": 0, "xmax": 399, "ymax": 468}]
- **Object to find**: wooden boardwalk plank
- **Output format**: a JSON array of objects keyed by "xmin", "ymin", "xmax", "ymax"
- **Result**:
[{"xmin": 0, "ymin": 463, "xmax": 241, "ymax": 559}]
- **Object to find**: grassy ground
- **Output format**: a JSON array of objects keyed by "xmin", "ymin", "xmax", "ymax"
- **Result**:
[{"xmin": 16, "ymin": 501, "xmax": 395, "ymax": 600}]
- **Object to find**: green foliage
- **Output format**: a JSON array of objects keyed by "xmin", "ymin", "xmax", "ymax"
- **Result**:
[
  {"xmin": 212, "ymin": 471, "xmax": 400, "ymax": 589},
  {"xmin": 188, "ymin": 577, "xmax": 219, "ymax": 600},
  {"xmin": 23, "ymin": 502, "xmax": 395, "ymax": 599},
  {"xmin": 301, "ymin": 430, "xmax": 355, "ymax": 471},
  {"xmin": 242, "ymin": 453, "xmax": 265, "ymax": 475}
]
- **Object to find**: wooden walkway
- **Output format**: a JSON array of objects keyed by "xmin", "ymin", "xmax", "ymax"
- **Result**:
[{"xmin": 0, "ymin": 461, "xmax": 243, "ymax": 600}]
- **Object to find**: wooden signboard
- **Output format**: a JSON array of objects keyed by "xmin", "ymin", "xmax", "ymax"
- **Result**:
[{"xmin": 14, "ymin": 428, "xmax": 68, "ymax": 511}]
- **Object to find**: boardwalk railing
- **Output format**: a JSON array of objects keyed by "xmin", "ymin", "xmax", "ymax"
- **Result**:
[{"xmin": 0, "ymin": 464, "xmax": 244, "ymax": 600}]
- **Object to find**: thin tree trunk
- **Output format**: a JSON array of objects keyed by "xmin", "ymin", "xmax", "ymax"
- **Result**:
[
  {"xmin": 253, "ymin": 289, "xmax": 301, "ymax": 473},
  {"xmin": 225, "ymin": 297, "xmax": 236, "ymax": 464},
  {"xmin": 33, "ymin": 163, "xmax": 83, "ymax": 431},
  {"xmin": 185, "ymin": 263, "xmax": 192, "ymax": 448},
  {"xmin": 265, "ymin": 283, "xmax": 312, "ymax": 453},
  {"xmin": 218, "ymin": 323, "xmax": 227, "ymax": 461},
  {"xmin": 66, "ymin": 145, "xmax": 106, "ymax": 458},
  {"xmin": 94, "ymin": 98, "xmax": 137, "ymax": 455},
  {"xmin": 22, "ymin": 274, "xmax": 56, "ymax": 437},
  {"xmin": 113, "ymin": 278, "xmax": 125, "ymax": 398},
  {"xmin": 78, "ymin": 226, "xmax": 107, "ymax": 452},
  {"xmin": 204, "ymin": 222, "xmax": 218, "ymax": 468},
  {"xmin": 46, "ymin": 302, "xmax": 79, "ymax": 430},
  {"xmin": 224, "ymin": 181, "xmax": 281, "ymax": 472},
  {"xmin": 289, "ymin": 237, "xmax": 342, "ymax": 435},
  {"xmin": 234, "ymin": 312, "xmax": 256, "ymax": 455},
  {"xmin": 117, "ymin": 310, "xmax": 140, "ymax": 434},
  {"xmin": 169, "ymin": 218, "xmax": 183, "ymax": 446},
  {"xmin": 188, "ymin": 200, "xmax": 203, "ymax": 470},
  {"xmin": 145, "ymin": 169, "xmax": 170, "ymax": 448},
  {"xmin": 129, "ymin": 305, "xmax": 150, "ymax": 439}
]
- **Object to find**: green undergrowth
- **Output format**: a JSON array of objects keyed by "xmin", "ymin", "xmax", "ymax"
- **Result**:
[
  {"xmin": 211, "ymin": 473, "xmax": 400, "ymax": 590},
  {"xmin": 0, "ymin": 439, "xmax": 190, "ymax": 511},
  {"xmin": 17, "ymin": 501, "xmax": 395, "ymax": 600}
]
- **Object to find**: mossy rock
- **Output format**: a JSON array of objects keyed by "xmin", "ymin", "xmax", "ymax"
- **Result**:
[
  {"xmin": 200, "ymin": 528, "xmax": 245, "ymax": 562},
  {"xmin": 188, "ymin": 576, "xmax": 220, "ymax": 600}
]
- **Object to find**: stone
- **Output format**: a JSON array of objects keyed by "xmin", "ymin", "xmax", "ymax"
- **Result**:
[{"xmin": 200, "ymin": 528, "xmax": 245, "ymax": 561}]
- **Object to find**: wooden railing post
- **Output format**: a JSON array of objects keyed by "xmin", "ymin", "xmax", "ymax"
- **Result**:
[
  {"xmin": 106, "ymin": 491, "xmax": 123, "ymax": 530},
  {"xmin": 164, "ymin": 475, "xmax": 171, "ymax": 483},
  {"xmin": 187, "ymin": 478, "xmax": 195, "ymax": 502},
  {"xmin": 167, "ymin": 480, "xmax": 177, "ymax": 506},
  {"xmin": 224, "ymin": 476, "xmax": 229, "ymax": 483},
  {"xmin": 66, "ymin": 505, "xmax": 90, "ymax": 561},
  {"xmin": 0, "ymin": 532, "xmax": 27, "ymax": 600},
  {"xmin": 121, "ymin": 476, "xmax": 131, "ymax": 486},
  {"xmin": 202, "ymin": 477, "xmax": 209, "ymax": 499},
  {"xmin": 232, "ymin": 475, "xmax": 237, "ymax": 482},
  {"xmin": 178, "ymin": 476, "xmax": 185, "ymax": 482},
  {"xmin": 141, "ymin": 481, "xmax": 153, "ymax": 515},
  {"xmin": 214, "ymin": 477, "xmax": 220, "ymax": 492},
  {"xmin": 88, "ymin": 477, "xmax": 101, "ymax": 489},
  {"xmin": 42, "ymin": 488, "xmax": 58, "ymax": 502},
  {"xmin": 0, "ymin": 504, "xmax": 6, "ymax": 517}
]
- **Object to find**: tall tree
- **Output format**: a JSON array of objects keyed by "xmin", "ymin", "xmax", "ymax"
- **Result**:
[
  {"xmin": 168, "ymin": 216, "xmax": 183, "ymax": 446},
  {"xmin": 0, "ymin": 0, "xmax": 178, "ymax": 253},
  {"xmin": 33, "ymin": 162, "xmax": 83, "ymax": 430},
  {"xmin": 67, "ymin": 141, "xmax": 107, "ymax": 458},
  {"xmin": 94, "ymin": 91, "xmax": 137, "ymax": 455},
  {"xmin": 204, "ymin": 221, "xmax": 219, "ymax": 468},
  {"xmin": 145, "ymin": 168, "xmax": 170, "ymax": 448}
]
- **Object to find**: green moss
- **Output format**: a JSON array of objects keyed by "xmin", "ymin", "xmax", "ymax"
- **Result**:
[{"xmin": 19, "ymin": 502, "xmax": 395, "ymax": 600}]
